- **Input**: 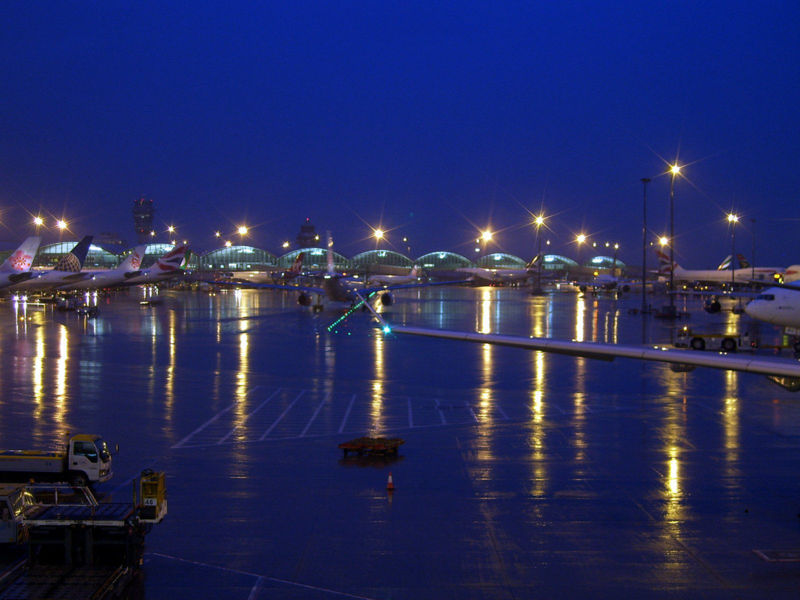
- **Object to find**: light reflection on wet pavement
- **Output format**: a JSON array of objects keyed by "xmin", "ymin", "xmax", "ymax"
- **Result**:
[{"xmin": 2, "ymin": 287, "xmax": 800, "ymax": 598}]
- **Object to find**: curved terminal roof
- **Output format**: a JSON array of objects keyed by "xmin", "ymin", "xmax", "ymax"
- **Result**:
[
  {"xmin": 542, "ymin": 254, "xmax": 578, "ymax": 268},
  {"xmin": 200, "ymin": 246, "xmax": 277, "ymax": 270},
  {"xmin": 34, "ymin": 242, "xmax": 119, "ymax": 268},
  {"xmin": 476, "ymin": 253, "xmax": 527, "ymax": 269},
  {"xmin": 351, "ymin": 249, "xmax": 413, "ymax": 268},
  {"xmin": 589, "ymin": 255, "xmax": 626, "ymax": 269},
  {"xmin": 416, "ymin": 251, "xmax": 472, "ymax": 270},
  {"xmin": 275, "ymin": 247, "xmax": 350, "ymax": 271}
]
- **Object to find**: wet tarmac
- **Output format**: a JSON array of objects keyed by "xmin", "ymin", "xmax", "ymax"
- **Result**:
[{"xmin": 2, "ymin": 286, "xmax": 800, "ymax": 598}]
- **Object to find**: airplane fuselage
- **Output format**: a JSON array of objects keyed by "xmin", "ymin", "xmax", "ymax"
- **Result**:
[{"xmin": 745, "ymin": 287, "xmax": 800, "ymax": 328}]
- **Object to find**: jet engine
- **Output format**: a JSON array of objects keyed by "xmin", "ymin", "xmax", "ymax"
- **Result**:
[
  {"xmin": 380, "ymin": 292, "xmax": 394, "ymax": 306},
  {"xmin": 298, "ymin": 292, "xmax": 312, "ymax": 306}
]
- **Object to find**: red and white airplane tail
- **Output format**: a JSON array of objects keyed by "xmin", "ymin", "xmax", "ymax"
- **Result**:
[{"xmin": 0, "ymin": 236, "xmax": 40, "ymax": 273}]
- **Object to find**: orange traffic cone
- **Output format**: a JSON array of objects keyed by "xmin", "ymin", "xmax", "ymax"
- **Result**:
[{"xmin": 387, "ymin": 472, "xmax": 395, "ymax": 491}]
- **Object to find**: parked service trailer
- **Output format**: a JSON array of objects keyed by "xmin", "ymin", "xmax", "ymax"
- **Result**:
[{"xmin": 338, "ymin": 437, "xmax": 404, "ymax": 457}]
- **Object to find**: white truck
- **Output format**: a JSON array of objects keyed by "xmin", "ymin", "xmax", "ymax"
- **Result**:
[{"xmin": 0, "ymin": 433, "xmax": 114, "ymax": 487}]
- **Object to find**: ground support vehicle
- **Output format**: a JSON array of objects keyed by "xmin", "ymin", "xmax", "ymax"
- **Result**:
[
  {"xmin": 339, "ymin": 437, "xmax": 405, "ymax": 456},
  {"xmin": 675, "ymin": 326, "xmax": 756, "ymax": 352},
  {"xmin": 0, "ymin": 471, "xmax": 166, "ymax": 599},
  {"xmin": 0, "ymin": 434, "xmax": 113, "ymax": 487}
]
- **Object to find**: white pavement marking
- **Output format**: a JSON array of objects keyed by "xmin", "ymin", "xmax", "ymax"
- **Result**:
[
  {"xmin": 468, "ymin": 407, "xmax": 479, "ymax": 423},
  {"xmin": 497, "ymin": 405, "xmax": 509, "ymax": 420},
  {"xmin": 301, "ymin": 394, "xmax": 330, "ymax": 437},
  {"xmin": 259, "ymin": 390, "xmax": 305, "ymax": 441},
  {"xmin": 172, "ymin": 386, "xmax": 262, "ymax": 449},
  {"xmin": 408, "ymin": 397, "xmax": 414, "ymax": 428},
  {"xmin": 217, "ymin": 387, "xmax": 279, "ymax": 445},
  {"xmin": 435, "ymin": 398, "xmax": 447, "ymax": 424},
  {"xmin": 247, "ymin": 576, "xmax": 264, "ymax": 600},
  {"xmin": 147, "ymin": 552, "xmax": 379, "ymax": 600},
  {"xmin": 338, "ymin": 394, "xmax": 356, "ymax": 433}
]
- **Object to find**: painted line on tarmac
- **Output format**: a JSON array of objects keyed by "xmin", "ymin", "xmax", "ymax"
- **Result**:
[
  {"xmin": 147, "ymin": 552, "xmax": 379, "ymax": 600},
  {"xmin": 172, "ymin": 385, "xmax": 261, "ymax": 449}
]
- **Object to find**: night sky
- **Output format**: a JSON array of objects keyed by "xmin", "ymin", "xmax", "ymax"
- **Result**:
[{"xmin": 1, "ymin": 2, "xmax": 798, "ymax": 266}]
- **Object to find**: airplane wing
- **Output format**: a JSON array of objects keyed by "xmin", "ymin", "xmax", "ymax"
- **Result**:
[
  {"xmin": 210, "ymin": 279, "xmax": 326, "ymax": 295},
  {"xmin": 377, "ymin": 324, "xmax": 800, "ymax": 387},
  {"xmin": 380, "ymin": 325, "xmax": 800, "ymax": 377},
  {"xmin": 362, "ymin": 279, "xmax": 472, "ymax": 294}
]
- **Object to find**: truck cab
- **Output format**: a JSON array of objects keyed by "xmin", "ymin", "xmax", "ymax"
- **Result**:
[{"xmin": 68, "ymin": 434, "xmax": 113, "ymax": 486}]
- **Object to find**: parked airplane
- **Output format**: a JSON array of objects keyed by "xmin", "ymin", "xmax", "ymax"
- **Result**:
[
  {"xmin": 656, "ymin": 250, "xmax": 782, "ymax": 285},
  {"xmin": 212, "ymin": 233, "xmax": 467, "ymax": 311},
  {"xmin": 58, "ymin": 245, "xmax": 148, "ymax": 291},
  {"xmin": 121, "ymin": 245, "xmax": 190, "ymax": 285},
  {"xmin": 456, "ymin": 259, "xmax": 538, "ymax": 285},
  {"xmin": 367, "ymin": 266, "xmax": 421, "ymax": 287},
  {"xmin": 9, "ymin": 236, "xmax": 94, "ymax": 293},
  {"xmin": 744, "ymin": 283, "xmax": 800, "ymax": 329},
  {"xmin": 0, "ymin": 236, "xmax": 41, "ymax": 290},
  {"xmin": 227, "ymin": 252, "xmax": 306, "ymax": 285}
]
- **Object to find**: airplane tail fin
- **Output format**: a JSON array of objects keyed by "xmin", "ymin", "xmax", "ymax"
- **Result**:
[
  {"xmin": 526, "ymin": 255, "xmax": 540, "ymax": 270},
  {"xmin": 717, "ymin": 255, "xmax": 733, "ymax": 271},
  {"xmin": 55, "ymin": 236, "xmax": 92, "ymax": 272},
  {"xmin": 654, "ymin": 249, "xmax": 676, "ymax": 274},
  {"xmin": 326, "ymin": 232, "xmax": 334, "ymax": 275},
  {"xmin": 783, "ymin": 265, "xmax": 800, "ymax": 283},
  {"xmin": 119, "ymin": 245, "xmax": 147, "ymax": 271},
  {"xmin": 154, "ymin": 245, "xmax": 189, "ymax": 273},
  {"xmin": 0, "ymin": 236, "xmax": 41, "ymax": 273},
  {"xmin": 290, "ymin": 252, "xmax": 304, "ymax": 274},
  {"xmin": 736, "ymin": 254, "xmax": 751, "ymax": 269}
]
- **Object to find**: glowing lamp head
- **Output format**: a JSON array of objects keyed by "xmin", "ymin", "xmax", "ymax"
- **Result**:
[
  {"xmin": 374, "ymin": 229, "xmax": 384, "ymax": 240},
  {"xmin": 167, "ymin": 225, "xmax": 175, "ymax": 233},
  {"xmin": 33, "ymin": 216, "xmax": 44, "ymax": 227},
  {"xmin": 237, "ymin": 225, "xmax": 248, "ymax": 236},
  {"xmin": 659, "ymin": 236, "xmax": 669, "ymax": 247},
  {"xmin": 481, "ymin": 230, "xmax": 493, "ymax": 242},
  {"xmin": 382, "ymin": 325, "xmax": 391, "ymax": 334},
  {"xmin": 670, "ymin": 164, "xmax": 681, "ymax": 175},
  {"xmin": 534, "ymin": 215, "xmax": 545, "ymax": 227},
  {"xmin": 56, "ymin": 219, "xmax": 67, "ymax": 230},
  {"xmin": 225, "ymin": 240, "xmax": 232, "ymax": 247},
  {"xmin": 727, "ymin": 213, "xmax": 739, "ymax": 224},
  {"xmin": 576, "ymin": 234, "xmax": 586, "ymax": 245},
  {"xmin": 214, "ymin": 231, "xmax": 221, "ymax": 237}
]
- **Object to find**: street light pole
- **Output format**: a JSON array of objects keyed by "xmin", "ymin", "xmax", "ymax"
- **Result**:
[
  {"xmin": 533, "ymin": 215, "xmax": 545, "ymax": 294},
  {"xmin": 668, "ymin": 164, "xmax": 680, "ymax": 314},
  {"xmin": 641, "ymin": 177, "xmax": 650, "ymax": 314},
  {"xmin": 728, "ymin": 213, "xmax": 739, "ymax": 289}
]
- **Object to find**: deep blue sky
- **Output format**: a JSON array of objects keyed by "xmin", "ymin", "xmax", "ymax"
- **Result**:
[{"xmin": 1, "ymin": 2, "xmax": 798, "ymax": 266}]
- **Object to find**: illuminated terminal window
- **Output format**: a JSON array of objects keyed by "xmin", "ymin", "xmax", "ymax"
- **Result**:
[
  {"xmin": 351, "ymin": 250, "xmax": 413, "ymax": 269},
  {"xmin": 589, "ymin": 255, "xmax": 626, "ymax": 269},
  {"xmin": 276, "ymin": 248, "xmax": 350, "ymax": 272},
  {"xmin": 416, "ymin": 251, "xmax": 472, "ymax": 270},
  {"xmin": 542, "ymin": 254, "xmax": 578, "ymax": 271},
  {"xmin": 198, "ymin": 246, "xmax": 276, "ymax": 271},
  {"xmin": 34, "ymin": 242, "xmax": 119, "ymax": 269},
  {"xmin": 476, "ymin": 253, "xmax": 527, "ymax": 269}
]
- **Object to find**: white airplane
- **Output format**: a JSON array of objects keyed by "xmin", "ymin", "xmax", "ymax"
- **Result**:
[
  {"xmin": 224, "ymin": 252, "xmax": 305, "ymax": 285},
  {"xmin": 121, "ymin": 245, "xmax": 190, "ymax": 285},
  {"xmin": 0, "ymin": 236, "xmax": 41, "ymax": 290},
  {"xmin": 456, "ymin": 259, "xmax": 537, "ymax": 285},
  {"xmin": 58, "ymin": 245, "xmax": 148, "ymax": 291},
  {"xmin": 744, "ymin": 283, "xmax": 800, "ymax": 329},
  {"xmin": 367, "ymin": 266, "xmax": 421, "ymax": 287},
  {"xmin": 9, "ymin": 236, "xmax": 94, "ymax": 293},
  {"xmin": 656, "ymin": 250, "xmax": 782, "ymax": 285},
  {"xmin": 572, "ymin": 273, "xmax": 639, "ymax": 295}
]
